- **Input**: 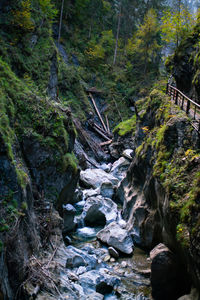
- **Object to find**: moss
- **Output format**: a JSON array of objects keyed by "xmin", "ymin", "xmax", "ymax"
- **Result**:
[
  {"xmin": 134, "ymin": 88, "xmax": 200, "ymax": 246},
  {"xmin": 113, "ymin": 115, "xmax": 136, "ymax": 136},
  {"xmin": 62, "ymin": 152, "xmax": 78, "ymax": 173}
]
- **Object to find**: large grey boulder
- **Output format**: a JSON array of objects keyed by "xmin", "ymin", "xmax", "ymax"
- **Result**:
[
  {"xmin": 65, "ymin": 246, "xmax": 97, "ymax": 269},
  {"xmin": 80, "ymin": 168, "xmax": 119, "ymax": 189},
  {"xmin": 97, "ymin": 221, "xmax": 134, "ymax": 255},
  {"xmin": 82, "ymin": 196, "xmax": 118, "ymax": 226}
]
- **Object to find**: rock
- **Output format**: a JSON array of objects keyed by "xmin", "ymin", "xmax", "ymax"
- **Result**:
[
  {"xmin": 110, "ymin": 258, "xmax": 115, "ymax": 262},
  {"xmin": 122, "ymin": 149, "xmax": 134, "ymax": 160},
  {"xmin": 150, "ymin": 244, "xmax": 191, "ymax": 300},
  {"xmin": 63, "ymin": 235, "xmax": 72, "ymax": 245},
  {"xmin": 108, "ymin": 247, "xmax": 119, "ymax": 258},
  {"xmin": 82, "ymin": 196, "xmax": 118, "ymax": 226},
  {"xmin": 65, "ymin": 246, "xmax": 97, "ymax": 269},
  {"xmin": 83, "ymin": 188, "xmax": 100, "ymax": 200},
  {"xmin": 87, "ymin": 292, "xmax": 104, "ymax": 300},
  {"xmin": 150, "ymin": 243, "xmax": 170, "ymax": 260},
  {"xmin": 63, "ymin": 204, "xmax": 76, "ymax": 233},
  {"xmin": 80, "ymin": 168, "xmax": 119, "ymax": 189},
  {"xmin": 68, "ymin": 272, "xmax": 79, "ymax": 281},
  {"xmin": 79, "ymin": 269, "xmax": 120, "ymax": 295},
  {"xmin": 121, "ymin": 261, "xmax": 127, "ymax": 268},
  {"xmin": 110, "ymin": 157, "xmax": 130, "ymax": 180},
  {"xmin": 177, "ymin": 288, "xmax": 199, "ymax": 300},
  {"xmin": 100, "ymin": 163, "xmax": 112, "ymax": 173},
  {"xmin": 97, "ymin": 221, "xmax": 134, "ymax": 255},
  {"xmin": 104, "ymin": 255, "xmax": 111, "ymax": 262},
  {"xmin": 100, "ymin": 182, "xmax": 115, "ymax": 199},
  {"xmin": 73, "ymin": 187, "xmax": 83, "ymax": 203},
  {"xmin": 77, "ymin": 266, "xmax": 87, "ymax": 275}
]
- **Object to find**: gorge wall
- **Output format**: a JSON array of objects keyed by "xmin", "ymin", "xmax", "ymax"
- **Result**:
[{"xmin": 115, "ymin": 88, "xmax": 200, "ymax": 299}]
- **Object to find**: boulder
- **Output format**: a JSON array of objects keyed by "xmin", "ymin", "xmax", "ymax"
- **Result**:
[
  {"xmin": 63, "ymin": 204, "xmax": 76, "ymax": 233},
  {"xmin": 83, "ymin": 188, "xmax": 100, "ymax": 200},
  {"xmin": 122, "ymin": 149, "xmax": 134, "ymax": 160},
  {"xmin": 110, "ymin": 157, "xmax": 130, "ymax": 180},
  {"xmin": 97, "ymin": 221, "xmax": 134, "ymax": 255},
  {"xmin": 79, "ymin": 269, "xmax": 120, "ymax": 295},
  {"xmin": 82, "ymin": 196, "xmax": 118, "ymax": 226},
  {"xmin": 65, "ymin": 246, "xmax": 97, "ymax": 269},
  {"xmin": 100, "ymin": 182, "xmax": 115, "ymax": 199},
  {"xmin": 80, "ymin": 168, "xmax": 119, "ymax": 189},
  {"xmin": 150, "ymin": 244, "xmax": 191, "ymax": 300}
]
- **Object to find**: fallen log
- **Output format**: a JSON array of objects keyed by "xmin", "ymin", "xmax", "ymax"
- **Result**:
[
  {"xmin": 100, "ymin": 140, "xmax": 112, "ymax": 146},
  {"xmin": 89, "ymin": 93, "xmax": 108, "ymax": 133},
  {"xmin": 105, "ymin": 115, "xmax": 110, "ymax": 134},
  {"xmin": 92, "ymin": 125, "xmax": 111, "ymax": 141}
]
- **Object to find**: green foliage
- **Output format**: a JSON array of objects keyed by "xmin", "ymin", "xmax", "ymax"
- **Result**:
[
  {"xmin": 39, "ymin": 0, "xmax": 58, "ymax": 21},
  {"xmin": 113, "ymin": 115, "xmax": 136, "ymax": 136},
  {"xmin": 161, "ymin": 5, "xmax": 195, "ymax": 48},
  {"xmin": 12, "ymin": 0, "xmax": 35, "ymax": 31},
  {"xmin": 126, "ymin": 9, "xmax": 161, "ymax": 75}
]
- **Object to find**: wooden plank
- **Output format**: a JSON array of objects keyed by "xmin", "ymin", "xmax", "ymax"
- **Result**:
[
  {"xmin": 105, "ymin": 115, "xmax": 110, "ymax": 134},
  {"xmin": 100, "ymin": 140, "xmax": 112, "ymax": 146},
  {"xmin": 89, "ymin": 93, "xmax": 108, "ymax": 132},
  {"xmin": 92, "ymin": 125, "xmax": 111, "ymax": 141}
]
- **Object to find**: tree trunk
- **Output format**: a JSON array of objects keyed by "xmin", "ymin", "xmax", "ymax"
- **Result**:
[
  {"xmin": 113, "ymin": 3, "xmax": 121, "ymax": 66},
  {"xmin": 58, "ymin": 0, "xmax": 65, "ymax": 43}
]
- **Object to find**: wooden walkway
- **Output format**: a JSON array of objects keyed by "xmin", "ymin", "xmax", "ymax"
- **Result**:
[{"xmin": 166, "ymin": 84, "xmax": 200, "ymax": 133}]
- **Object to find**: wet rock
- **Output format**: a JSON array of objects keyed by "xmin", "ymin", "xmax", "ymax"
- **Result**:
[
  {"xmin": 73, "ymin": 187, "xmax": 83, "ymax": 204},
  {"xmin": 77, "ymin": 266, "xmax": 87, "ymax": 275},
  {"xmin": 150, "ymin": 244, "xmax": 191, "ymax": 300},
  {"xmin": 82, "ymin": 196, "xmax": 118, "ymax": 226},
  {"xmin": 88, "ymin": 292, "xmax": 104, "ymax": 300},
  {"xmin": 97, "ymin": 221, "xmax": 134, "ymax": 255},
  {"xmin": 65, "ymin": 246, "xmax": 97, "ymax": 269},
  {"xmin": 100, "ymin": 182, "xmax": 115, "ymax": 199},
  {"xmin": 63, "ymin": 235, "xmax": 72, "ymax": 245},
  {"xmin": 83, "ymin": 188, "xmax": 100, "ymax": 200},
  {"xmin": 122, "ymin": 149, "xmax": 134, "ymax": 160},
  {"xmin": 68, "ymin": 272, "xmax": 79, "ymax": 281},
  {"xmin": 108, "ymin": 247, "xmax": 119, "ymax": 258},
  {"xmin": 100, "ymin": 163, "xmax": 112, "ymax": 173},
  {"xmin": 80, "ymin": 168, "xmax": 119, "ymax": 189},
  {"xmin": 110, "ymin": 157, "xmax": 130, "ymax": 180},
  {"xmin": 63, "ymin": 204, "xmax": 76, "ymax": 233},
  {"xmin": 79, "ymin": 269, "xmax": 120, "ymax": 295}
]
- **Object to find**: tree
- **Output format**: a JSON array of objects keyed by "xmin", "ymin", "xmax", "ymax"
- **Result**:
[
  {"xmin": 126, "ymin": 9, "xmax": 161, "ymax": 76},
  {"xmin": 161, "ymin": 2, "xmax": 195, "ymax": 48}
]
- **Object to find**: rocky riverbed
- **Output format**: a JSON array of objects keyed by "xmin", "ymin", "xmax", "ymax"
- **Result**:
[{"xmin": 39, "ymin": 149, "xmax": 153, "ymax": 300}]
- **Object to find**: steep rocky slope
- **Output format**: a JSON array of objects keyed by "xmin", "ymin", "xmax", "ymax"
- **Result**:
[{"xmin": 115, "ymin": 88, "xmax": 200, "ymax": 299}]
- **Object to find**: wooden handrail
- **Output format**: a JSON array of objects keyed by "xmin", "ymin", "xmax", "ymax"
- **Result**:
[
  {"xmin": 167, "ymin": 84, "xmax": 200, "ymax": 109},
  {"xmin": 166, "ymin": 83, "xmax": 200, "ymax": 133}
]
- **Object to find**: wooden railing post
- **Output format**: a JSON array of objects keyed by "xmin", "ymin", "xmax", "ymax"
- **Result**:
[
  {"xmin": 186, "ymin": 100, "xmax": 190, "ymax": 114},
  {"xmin": 175, "ymin": 90, "xmax": 178, "ymax": 104},
  {"xmin": 181, "ymin": 95, "xmax": 184, "ymax": 109}
]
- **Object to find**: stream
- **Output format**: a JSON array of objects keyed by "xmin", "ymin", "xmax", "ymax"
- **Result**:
[{"xmin": 54, "ymin": 151, "xmax": 153, "ymax": 300}]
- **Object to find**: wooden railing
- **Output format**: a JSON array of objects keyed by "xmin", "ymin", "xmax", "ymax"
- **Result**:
[{"xmin": 166, "ymin": 83, "xmax": 200, "ymax": 133}]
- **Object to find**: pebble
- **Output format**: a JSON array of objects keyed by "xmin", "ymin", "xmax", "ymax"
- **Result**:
[
  {"xmin": 104, "ymin": 255, "xmax": 111, "ymax": 262},
  {"xmin": 108, "ymin": 246, "xmax": 119, "ymax": 258},
  {"xmin": 121, "ymin": 261, "xmax": 127, "ymax": 268}
]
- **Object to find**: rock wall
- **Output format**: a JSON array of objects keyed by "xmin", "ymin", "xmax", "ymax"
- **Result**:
[{"xmin": 118, "ymin": 89, "xmax": 200, "ymax": 298}]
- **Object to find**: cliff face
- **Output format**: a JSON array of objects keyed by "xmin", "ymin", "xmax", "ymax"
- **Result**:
[
  {"xmin": 166, "ymin": 17, "xmax": 200, "ymax": 103},
  {"xmin": 118, "ymin": 89, "xmax": 200, "ymax": 294},
  {"xmin": 0, "ymin": 3, "xmax": 81, "ymax": 298}
]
